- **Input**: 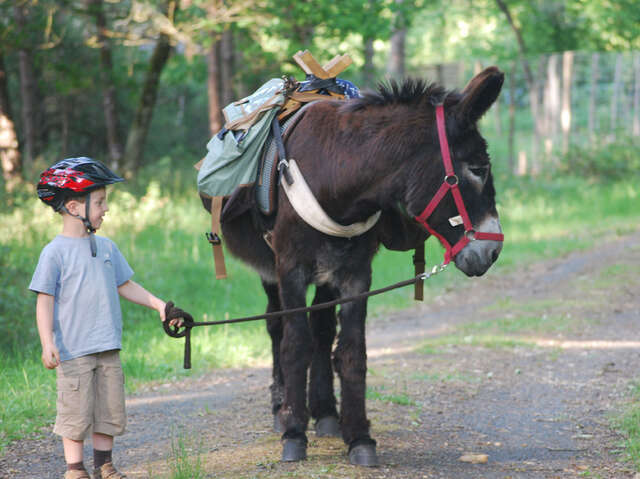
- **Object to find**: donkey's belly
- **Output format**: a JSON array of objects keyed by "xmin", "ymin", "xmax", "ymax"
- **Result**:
[{"xmin": 221, "ymin": 213, "xmax": 277, "ymax": 283}]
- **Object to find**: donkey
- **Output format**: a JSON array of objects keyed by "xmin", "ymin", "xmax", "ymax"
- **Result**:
[{"xmin": 219, "ymin": 66, "xmax": 505, "ymax": 466}]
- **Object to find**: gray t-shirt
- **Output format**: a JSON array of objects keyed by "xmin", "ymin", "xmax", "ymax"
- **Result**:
[{"xmin": 29, "ymin": 235, "xmax": 134, "ymax": 361}]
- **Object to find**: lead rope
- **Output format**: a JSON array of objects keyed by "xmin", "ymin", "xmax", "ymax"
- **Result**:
[{"xmin": 163, "ymin": 263, "xmax": 448, "ymax": 369}]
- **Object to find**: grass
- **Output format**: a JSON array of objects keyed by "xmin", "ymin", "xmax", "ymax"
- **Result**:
[
  {"xmin": 613, "ymin": 382, "xmax": 640, "ymax": 471},
  {"xmin": 365, "ymin": 386, "xmax": 416, "ymax": 406},
  {"xmin": 1, "ymin": 165, "xmax": 639, "ymax": 451},
  {"xmin": 168, "ymin": 432, "xmax": 206, "ymax": 479}
]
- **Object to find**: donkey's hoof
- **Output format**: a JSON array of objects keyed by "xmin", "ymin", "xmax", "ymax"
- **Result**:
[
  {"xmin": 315, "ymin": 416, "xmax": 341, "ymax": 437},
  {"xmin": 349, "ymin": 444, "xmax": 379, "ymax": 467},
  {"xmin": 273, "ymin": 415, "xmax": 285, "ymax": 433},
  {"xmin": 282, "ymin": 439, "xmax": 307, "ymax": 462}
]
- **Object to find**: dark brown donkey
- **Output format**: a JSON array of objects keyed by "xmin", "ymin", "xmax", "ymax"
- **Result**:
[{"xmin": 219, "ymin": 67, "xmax": 505, "ymax": 466}]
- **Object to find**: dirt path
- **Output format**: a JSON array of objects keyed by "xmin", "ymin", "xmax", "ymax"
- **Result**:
[{"xmin": 2, "ymin": 231, "xmax": 640, "ymax": 478}]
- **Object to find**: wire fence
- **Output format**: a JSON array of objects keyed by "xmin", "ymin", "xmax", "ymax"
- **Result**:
[{"xmin": 411, "ymin": 51, "xmax": 640, "ymax": 175}]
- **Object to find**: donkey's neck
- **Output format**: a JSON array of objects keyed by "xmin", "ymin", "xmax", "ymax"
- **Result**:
[{"xmin": 320, "ymin": 105, "xmax": 433, "ymax": 222}]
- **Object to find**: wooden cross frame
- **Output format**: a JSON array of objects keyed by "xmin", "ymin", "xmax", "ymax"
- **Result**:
[
  {"xmin": 293, "ymin": 50, "xmax": 352, "ymax": 80},
  {"xmin": 278, "ymin": 50, "xmax": 353, "ymax": 120}
]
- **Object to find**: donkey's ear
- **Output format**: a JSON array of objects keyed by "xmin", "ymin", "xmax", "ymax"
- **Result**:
[{"xmin": 456, "ymin": 66, "xmax": 504, "ymax": 126}]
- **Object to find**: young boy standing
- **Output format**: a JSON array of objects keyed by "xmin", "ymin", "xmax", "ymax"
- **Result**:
[{"xmin": 29, "ymin": 157, "xmax": 189, "ymax": 479}]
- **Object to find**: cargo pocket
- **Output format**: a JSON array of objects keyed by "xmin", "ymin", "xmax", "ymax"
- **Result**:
[
  {"xmin": 57, "ymin": 376, "xmax": 80, "ymax": 411},
  {"xmin": 55, "ymin": 374, "xmax": 90, "ymax": 439}
]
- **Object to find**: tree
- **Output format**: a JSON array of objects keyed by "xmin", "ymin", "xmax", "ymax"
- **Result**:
[
  {"xmin": 87, "ymin": 0, "xmax": 124, "ymax": 169},
  {"xmin": 14, "ymin": 2, "xmax": 39, "ymax": 171},
  {"xmin": 387, "ymin": 0, "xmax": 407, "ymax": 80},
  {"xmin": 0, "ymin": 49, "xmax": 21, "ymax": 189},
  {"xmin": 122, "ymin": 0, "xmax": 178, "ymax": 174}
]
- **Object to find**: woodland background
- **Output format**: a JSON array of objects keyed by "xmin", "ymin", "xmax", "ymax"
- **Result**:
[
  {"xmin": 1, "ymin": 0, "xmax": 639, "ymax": 189},
  {"xmin": 1, "ymin": 0, "xmax": 640, "ymax": 455}
]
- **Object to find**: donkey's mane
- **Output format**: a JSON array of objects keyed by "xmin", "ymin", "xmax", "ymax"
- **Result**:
[{"xmin": 343, "ymin": 78, "xmax": 458, "ymax": 112}]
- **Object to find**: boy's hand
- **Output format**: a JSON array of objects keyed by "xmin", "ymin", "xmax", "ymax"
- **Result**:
[
  {"xmin": 164, "ymin": 301, "xmax": 192, "ymax": 328},
  {"xmin": 41, "ymin": 342, "xmax": 60, "ymax": 369}
]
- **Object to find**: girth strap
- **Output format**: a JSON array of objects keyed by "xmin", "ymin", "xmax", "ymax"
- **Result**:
[{"xmin": 208, "ymin": 196, "xmax": 227, "ymax": 279}]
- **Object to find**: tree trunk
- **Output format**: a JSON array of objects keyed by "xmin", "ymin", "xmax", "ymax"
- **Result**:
[
  {"xmin": 60, "ymin": 95, "xmax": 70, "ymax": 158},
  {"xmin": 495, "ymin": 0, "xmax": 534, "ymax": 89},
  {"xmin": 122, "ymin": 1, "xmax": 176, "ymax": 174},
  {"xmin": 207, "ymin": 33, "xmax": 223, "ymax": 135},
  {"xmin": 508, "ymin": 62, "xmax": 516, "ymax": 174},
  {"xmin": 14, "ymin": 4, "xmax": 38, "ymax": 171},
  {"xmin": 89, "ymin": 0, "xmax": 123, "ymax": 169},
  {"xmin": 495, "ymin": 0, "xmax": 541, "ymax": 174},
  {"xmin": 610, "ymin": 53, "xmax": 623, "ymax": 141},
  {"xmin": 561, "ymin": 51, "xmax": 573, "ymax": 156},
  {"xmin": 363, "ymin": 37, "xmax": 376, "ymax": 89},
  {"xmin": 544, "ymin": 54, "xmax": 560, "ymax": 160},
  {"xmin": 220, "ymin": 29, "xmax": 234, "ymax": 106},
  {"xmin": 633, "ymin": 52, "xmax": 640, "ymax": 137},
  {"xmin": 0, "ymin": 50, "xmax": 22, "ymax": 189},
  {"xmin": 588, "ymin": 53, "xmax": 599, "ymax": 143},
  {"xmin": 387, "ymin": 7, "xmax": 406, "ymax": 80}
]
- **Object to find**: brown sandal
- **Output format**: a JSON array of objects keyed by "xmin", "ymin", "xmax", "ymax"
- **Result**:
[
  {"xmin": 64, "ymin": 470, "xmax": 90, "ymax": 479},
  {"xmin": 94, "ymin": 462, "xmax": 127, "ymax": 479}
]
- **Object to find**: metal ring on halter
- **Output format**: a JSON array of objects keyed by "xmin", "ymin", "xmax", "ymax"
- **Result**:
[
  {"xmin": 445, "ymin": 174, "xmax": 459, "ymax": 186},
  {"xmin": 465, "ymin": 229, "xmax": 476, "ymax": 241}
]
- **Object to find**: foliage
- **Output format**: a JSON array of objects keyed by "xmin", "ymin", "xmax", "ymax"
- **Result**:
[
  {"xmin": 2, "ymin": 159, "xmax": 639, "ymax": 449},
  {"xmin": 558, "ymin": 136, "xmax": 640, "ymax": 181},
  {"xmin": 2, "ymin": 0, "xmax": 638, "ymax": 183}
]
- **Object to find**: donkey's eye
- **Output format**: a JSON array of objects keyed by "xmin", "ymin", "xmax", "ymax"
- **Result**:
[{"xmin": 469, "ymin": 165, "xmax": 489, "ymax": 179}]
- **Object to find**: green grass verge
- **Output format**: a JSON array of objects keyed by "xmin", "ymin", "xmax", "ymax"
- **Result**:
[
  {"xmin": 612, "ymin": 383, "xmax": 640, "ymax": 471},
  {"xmin": 1, "ymin": 170, "xmax": 639, "ymax": 450}
]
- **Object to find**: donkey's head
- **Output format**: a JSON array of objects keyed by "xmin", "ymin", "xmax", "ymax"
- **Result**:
[{"xmin": 405, "ymin": 67, "xmax": 504, "ymax": 277}]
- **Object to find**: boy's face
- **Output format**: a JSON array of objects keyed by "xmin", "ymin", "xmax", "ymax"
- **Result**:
[{"xmin": 66, "ymin": 187, "xmax": 109, "ymax": 230}]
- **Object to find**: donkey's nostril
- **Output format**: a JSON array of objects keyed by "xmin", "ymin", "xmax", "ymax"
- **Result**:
[{"xmin": 491, "ymin": 249, "xmax": 499, "ymax": 263}]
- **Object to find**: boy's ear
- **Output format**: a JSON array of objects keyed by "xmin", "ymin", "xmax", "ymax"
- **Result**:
[{"xmin": 64, "ymin": 198, "xmax": 84, "ymax": 215}]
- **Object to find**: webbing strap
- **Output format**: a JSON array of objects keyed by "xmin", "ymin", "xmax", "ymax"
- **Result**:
[
  {"xmin": 209, "ymin": 196, "xmax": 227, "ymax": 279},
  {"xmin": 413, "ymin": 243, "xmax": 425, "ymax": 301},
  {"xmin": 414, "ymin": 104, "xmax": 504, "ymax": 265}
]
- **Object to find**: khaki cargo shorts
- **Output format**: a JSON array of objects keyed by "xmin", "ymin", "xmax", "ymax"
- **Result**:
[{"xmin": 54, "ymin": 349, "xmax": 126, "ymax": 440}]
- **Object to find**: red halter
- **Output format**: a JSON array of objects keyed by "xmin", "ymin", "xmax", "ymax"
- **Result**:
[{"xmin": 414, "ymin": 104, "xmax": 504, "ymax": 265}]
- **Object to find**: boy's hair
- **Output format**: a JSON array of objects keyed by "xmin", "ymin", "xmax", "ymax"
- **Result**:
[{"xmin": 37, "ymin": 157, "xmax": 123, "ymax": 212}]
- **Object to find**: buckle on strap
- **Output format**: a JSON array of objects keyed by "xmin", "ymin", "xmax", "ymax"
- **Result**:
[{"xmin": 206, "ymin": 232, "xmax": 221, "ymax": 245}]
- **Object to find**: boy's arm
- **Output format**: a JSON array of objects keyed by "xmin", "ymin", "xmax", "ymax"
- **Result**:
[
  {"xmin": 36, "ymin": 293, "xmax": 60, "ymax": 369},
  {"xmin": 118, "ymin": 280, "xmax": 166, "ymax": 320},
  {"xmin": 118, "ymin": 280, "xmax": 167, "ymax": 322}
]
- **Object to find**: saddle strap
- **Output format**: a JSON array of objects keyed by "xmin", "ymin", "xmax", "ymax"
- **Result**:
[
  {"xmin": 413, "ymin": 242, "xmax": 425, "ymax": 301},
  {"xmin": 209, "ymin": 196, "xmax": 227, "ymax": 279},
  {"xmin": 281, "ymin": 159, "xmax": 381, "ymax": 238}
]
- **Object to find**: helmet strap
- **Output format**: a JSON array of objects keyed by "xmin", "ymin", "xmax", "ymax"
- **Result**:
[{"xmin": 61, "ymin": 192, "xmax": 97, "ymax": 257}]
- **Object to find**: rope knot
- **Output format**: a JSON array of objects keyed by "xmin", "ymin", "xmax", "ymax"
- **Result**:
[{"xmin": 163, "ymin": 301, "xmax": 194, "ymax": 369}]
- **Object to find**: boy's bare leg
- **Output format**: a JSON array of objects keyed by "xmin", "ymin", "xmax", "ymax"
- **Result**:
[
  {"xmin": 62, "ymin": 437, "xmax": 84, "ymax": 470},
  {"xmin": 93, "ymin": 432, "xmax": 114, "ymax": 451},
  {"xmin": 62, "ymin": 436, "xmax": 84, "ymax": 464}
]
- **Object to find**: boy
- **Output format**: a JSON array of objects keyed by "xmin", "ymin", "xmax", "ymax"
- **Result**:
[{"xmin": 29, "ymin": 157, "xmax": 189, "ymax": 479}]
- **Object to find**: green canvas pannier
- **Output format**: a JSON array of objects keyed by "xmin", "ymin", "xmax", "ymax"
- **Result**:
[{"xmin": 197, "ymin": 78, "xmax": 286, "ymax": 198}]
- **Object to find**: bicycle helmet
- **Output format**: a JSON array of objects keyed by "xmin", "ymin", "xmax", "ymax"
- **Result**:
[
  {"xmin": 37, "ymin": 157, "xmax": 124, "ymax": 211},
  {"xmin": 37, "ymin": 157, "xmax": 124, "ymax": 257}
]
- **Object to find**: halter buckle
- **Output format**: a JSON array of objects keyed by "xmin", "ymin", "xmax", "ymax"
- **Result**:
[{"xmin": 465, "ymin": 229, "xmax": 476, "ymax": 241}]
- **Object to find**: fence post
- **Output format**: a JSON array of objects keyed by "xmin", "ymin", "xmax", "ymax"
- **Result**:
[
  {"xmin": 634, "ymin": 53, "xmax": 640, "ymax": 137},
  {"xmin": 588, "ymin": 53, "xmax": 599, "ymax": 144},
  {"xmin": 610, "ymin": 53, "xmax": 623, "ymax": 141},
  {"xmin": 561, "ymin": 51, "xmax": 574, "ymax": 156}
]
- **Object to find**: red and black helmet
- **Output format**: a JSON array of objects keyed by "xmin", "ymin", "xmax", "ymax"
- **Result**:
[{"xmin": 37, "ymin": 157, "xmax": 124, "ymax": 211}]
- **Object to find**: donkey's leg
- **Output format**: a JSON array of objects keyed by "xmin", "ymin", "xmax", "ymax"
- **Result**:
[
  {"xmin": 308, "ymin": 285, "xmax": 340, "ymax": 437},
  {"xmin": 262, "ymin": 280, "xmax": 285, "ymax": 432},
  {"xmin": 278, "ymin": 268, "xmax": 313, "ymax": 461},
  {"xmin": 332, "ymin": 276, "xmax": 378, "ymax": 466}
]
